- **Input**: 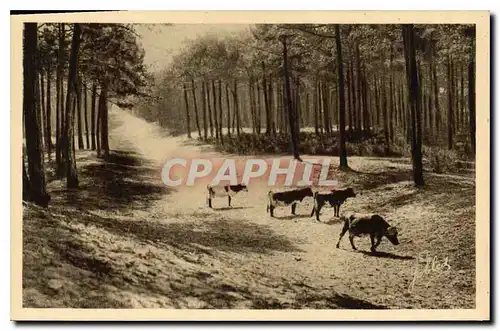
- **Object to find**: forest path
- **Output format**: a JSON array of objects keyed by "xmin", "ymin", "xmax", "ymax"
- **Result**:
[{"xmin": 23, "ymin": 106, "xmax": 476, "ymax": 309}]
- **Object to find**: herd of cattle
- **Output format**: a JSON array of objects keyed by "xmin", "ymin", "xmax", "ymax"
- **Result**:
[{"xmin": 206, "ymin": 184, "xmax": 400, "ymax": 253}]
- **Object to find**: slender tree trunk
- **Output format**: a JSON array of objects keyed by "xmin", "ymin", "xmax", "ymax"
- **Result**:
[
  {"xmin": 256, "ymin": 81, "xmax": 262, "ymax": 134},
  {"xmin": 402, "ymin": 24, "xmax": 425, "ymax": 186},
  {"xmin": 248, "ymin": 77, "xmax": 256, "ymax": 134},
  {"xmin": 218, "ymin": 80, "xmax": 223, "ymax": 143},
  {"xmin": 282, "ymin": 36, "xmax": 300, "ymax": 160},
  {"xmin": 361, "ymin": 67, "xmax": 370, "ymax": 134},
  {"xmin": 90, "ymin": 82, "xmax": 97, "ymax": 150},
  {"xmin": 55, "ymin": 24, "xmax": 65, "ymax": 175},
  {"xmin": 374, "ymin": 78, "xmax": 380, "ymax": 131},
  {"xmin": 83, "ymin": 81, "xmax": 90, "ymax": 149},
  {"xmin": 61, "ymin": 23, "xmax": 81, "ymax": 188},
  {"xmin": 233, "ymin": 80, "xmax": 241, "ymax": 137},
  {"xmin": 431, "ymin": 48, "xmax": 441, "ymax": 133},
  {"xmin": 96, "ymin": 88, "xmax": 101, "ymax": 156},
  {"xmin": 39, "ymin": 69, "xmax": 46, "ymax": 150},
  {"xmin": 35, "ymin": 68, "xmax": 44, "ymax": 152},
  {"xmin": 212, "ymin": 80, "xmax": 218, "ymax": 141},
  {"xmin": 99, "ymin": 83, "xmax": 109, "ymax": 157},
  {"xmin": 262, "ymin": 62, "xmax": 271, "ymax": 134},
  {"xmin": 205, "ymin": 81, "xmax": 213, "ymax": 138},
  {"xmin": 468, "ymin": 33, "xmax": 476, "ymax": 154},
  {"xmin": 350, "ymin": 60, "xmax": 358, "ymax": 133},
  {"xmin": 190, "ymin": 79, "xmax": 202, "ymax": 139},
  {"xmin": 183, "ymin": 83, "xmax": 192, "ymax": 138},
  {"xmin": 447, "ymin": 55, "xmax": 454, "ymax": 150},
  {"xmin": 45, "ymin": 61, "xmax": 53, "ymax": 158},
  {"xmin": 336, "ymin": 25, "xmax": 348, "ymax": 169},
  {"xmin": 313, "ymin": 79, "xmax": 320, "ymax": 135},
  {"xmin": 23, "ymin": 23, "xmax": 50, "ymax": 206},
  {"xmin": 460, "ymin": 62, "xmax": 465, "ymax": 132},
  {"xmin": 225, "ymin": 82, "xmax": 231, "ymax": 137},
  {"xmin": 388, "ymin": 48, "xmax": 395, "ymax": 142},
  {"xmin": 76, "ymin": 77, "xmax": 84, "ymax": 150},
  {"xmin": 381, "ymin": 74, "xmax": 390, "ymax": 155},
  {"xmin": 269, "ymin": 76, "xmax": 276, "ymax": 134}
]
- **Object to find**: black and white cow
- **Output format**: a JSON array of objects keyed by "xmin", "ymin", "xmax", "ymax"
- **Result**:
[
  {"xmin": 336, "ymin": 213, "xmax": 400, "ymax": 252},
  {"xmin": 267, "ymin": 187, "xmax": 314, "ymax": 217},
  {"xmin": 310, "ymin": 187, "xmax": 356, "ymax": 221},
  {"xmin": 207, "ymin": 184, "xmax": 248, "ymax": 208}
]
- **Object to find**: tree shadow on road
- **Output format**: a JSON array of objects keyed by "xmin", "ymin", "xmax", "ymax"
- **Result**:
[{"xmin": 51, "ymin": 150, "xmax": 172, "ymax": 214}]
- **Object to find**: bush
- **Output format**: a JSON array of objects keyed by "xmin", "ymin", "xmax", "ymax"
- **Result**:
[{"xmin": 425, "ymin": 147, "xmax": 460, "ymax": 174}]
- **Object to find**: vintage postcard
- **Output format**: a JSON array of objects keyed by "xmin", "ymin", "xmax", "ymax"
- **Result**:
[{"xmin": 11, "ymin": 11, "xmax": 490, "ymax": 321}]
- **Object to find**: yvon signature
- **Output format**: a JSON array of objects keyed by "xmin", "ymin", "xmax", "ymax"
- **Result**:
[{"xmin": 408, "ymin": 252, "xmax": 451, "ymax": 293}]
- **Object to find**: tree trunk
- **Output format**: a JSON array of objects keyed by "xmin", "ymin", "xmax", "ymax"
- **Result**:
[
  {"xmin": 460, "ymin": 62, "xmax": 465, "ymax": 131},
  {"xmin": 389, "ymin": 48, "xmax": 395, "ymax": 141},
  {"xmin": 35, "ymin": 69, "xmax": 44, "ymax": 152},
  {"xmin": 256, "ymin": 81, "xmax": 262, "ymax": 134},
  {"xmin": 374, "ymin": 78, "xmax": 380, "ymax": 131},
  {"xmin": 335, "ymin": 25, "xmax": 348, "ymax": 169},
  {"xmin": 99, "ymin": 83, "xmax": 109, "ymax": 157},
  {"xmin": 39, "ymin": 70, "xmax": 46, "ymax": 151},
  {"xmin": 55, "ymin": 24, "xmax": 65, "ymax": 176},
  {"xmin": 262, "ymin": 62, "xmax": 271, "ymax": 134},
  {"xmin": 96, "ymin": 87, "xmax": 101, "ymax": 156},
  {"xmin": 233, "ymin": 80, "xmax": 241, "ymax": 137},
  {"xmin": 45, "ymin": 61, "xmax": 53, "ymax": 158},
  {"xmin": 76, "ymin": 77, "xmax": 84, "ymax": 150},
  {"xmin": 61, "ymin": 23, "xmax": 81, "ymax": 188},
  {"xmin": 225, "ymin": 82, "xmax": 231, "ymax": 137},
  {"xmin": 190, "ymin": 79, "xmax": 202, "ymax": 139},
  {"xmin": 282, "ymin": 36, "xmax": 300, "ymax": 160},
  {"xmin": 402, "ymin": 24, "xmax": 425, "ymax": 186},
  {"xmin": 83, "ymin": 81, "xmax": 90, "ymax": 149},
  {"xmin": 381, "ymin": 74, "xmax": 390, "ymax": 155},
  {"xmin": 23, "ymin": 23, "xmax": 50, "ymax": 206},
  {"xmin": 212, "ymin": 80, "xmax": 218, "ymax": 141},
  {"xmin": 447, "ymin": 55, "xmax": 454, "ymax": 150},
  {"xmin": 183, "ymin": 83, "xmax": 191, "ymax": 138},
  {"xmin": 431, "ymin": 48, "xmax": 441, "ymax": 133},
  {"xmin": 468, "ymin": 34, "xmax": 476, "ymax": 154},
  {"xmin": 90, "ymin": 82, "xmax": 97, "ymax": 150},
  {"xmin": 205, "ymin": 81, "xmax": 213, "ymax": 138},
  {"xmin": 314, "ymin": 79, "xmax": 320, "ymax": 135},
  {"xmin": 218, "ymin": 80, "xmax": 223, "ymax": 143}
]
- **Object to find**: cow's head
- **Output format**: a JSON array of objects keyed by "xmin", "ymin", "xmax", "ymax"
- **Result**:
[
  {"xmin": 384, "ymin": 226, "xmax": 400, "ymax": 245},
  {"xmin": 345, "ymin": 187, "xmax": 356, "ymax": 198},
  {"xmin": 234, "ymin": 184, "xmax": 248, "ymax": 192}
]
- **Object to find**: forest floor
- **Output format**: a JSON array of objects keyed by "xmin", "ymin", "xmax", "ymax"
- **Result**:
[{"xmin": 23, "ymin": 107, "xmax": 476, "ymax": 309}]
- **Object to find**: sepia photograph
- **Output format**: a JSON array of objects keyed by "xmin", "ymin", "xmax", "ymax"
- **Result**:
[{"xmin": 11, "ymin": 11, "xmax": 490, "ymax": 321}]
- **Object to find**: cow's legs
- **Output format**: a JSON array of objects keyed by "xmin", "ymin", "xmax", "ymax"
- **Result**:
[
  {"xmin": 370, "ymin": 234, "xmax": 382, "ymax": 252},
  {"xmin": 348, "ymin": 233, "xmax": 357, "ymax": 250},
  {"xmin": 336, "ymin": 219, "xmax": 350, "ymax": 248},
  {"xmin": 291, "ymin": 202, "xmax": 297, "ymax": 215},
  {"xmin": 315, "ymin": 202, "xmax": 323, "ymax": 221},
  {"xmin": 335, "ymin": 204, "xmax": 341, "ymax": 217},
  {"xmin": 228, "ymin": 196, "xmax": 232, "ymax": 207},
  {"xmin": 269, "ymin": 204, "xmax": 275, "ymax": 217}
]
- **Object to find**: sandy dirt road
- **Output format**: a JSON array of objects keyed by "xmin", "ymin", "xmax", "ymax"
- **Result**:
[
  {"xmin": 23, "ymin": 106, "xmax": 475, "ymax": 309},
  {"xmin": 104, "ymin": 106, "xmax": 475, "ymax": 309}
]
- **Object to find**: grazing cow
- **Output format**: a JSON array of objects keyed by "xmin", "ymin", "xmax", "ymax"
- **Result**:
[
  {"xmin": 336, "ymin": 213, "xmax": 400, "ymax": 252},
  {"xmin": 267, "ymin": 187, "xmax": 314, "ymax": 217},
  {"xmin": 310, "ymin": 187, "xmax": 356, "ymax": 220},
  {"xmin": 207, "ymin": 184, "xmax": 248, "ymax": 208}
]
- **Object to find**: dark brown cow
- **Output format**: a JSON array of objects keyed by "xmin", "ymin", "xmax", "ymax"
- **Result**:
[
  {"xmin": 336, "ymin": 213, "xmax": 400, "ymax": 252},
  {"xmin": 207, "ymin": 184, "xmax": 248, "ymax": 208},
  {"xmin": 267, "ymin": 187, "xmax": 314, "ymax": 217},
  {"xmin": 310, "ymin": 187, "xmax": 356, "ymax": 221}
]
